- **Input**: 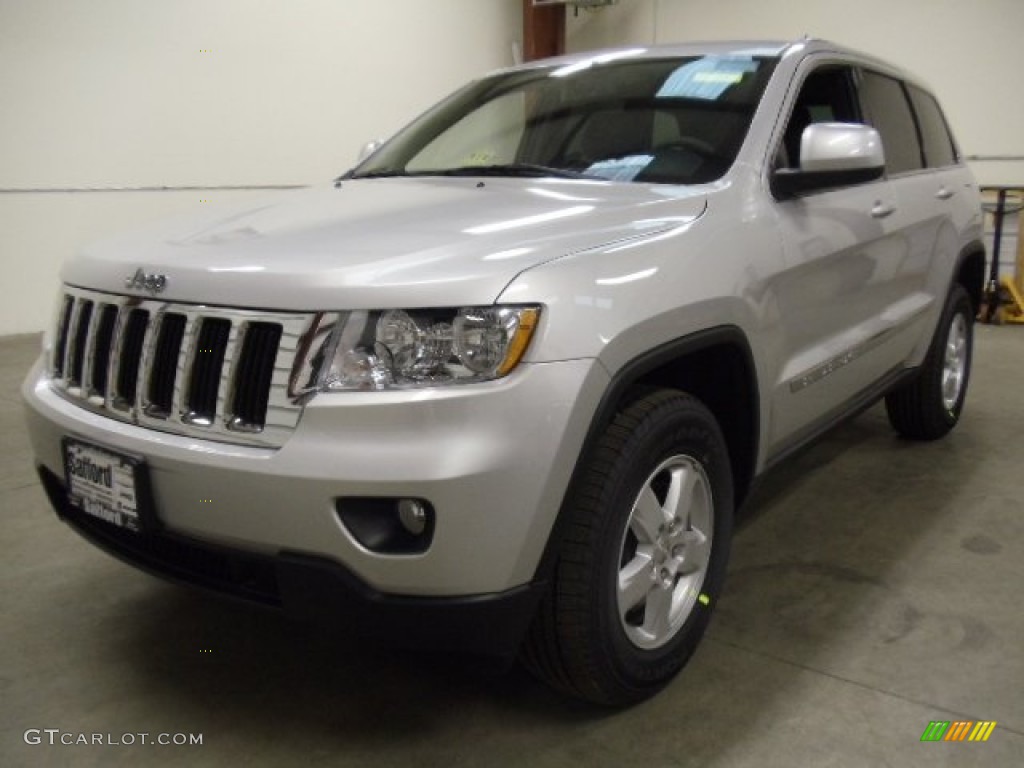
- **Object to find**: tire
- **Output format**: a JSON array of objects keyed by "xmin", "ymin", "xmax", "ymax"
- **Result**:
[
  {"xmin": 885, "ymin": 284, "xmax": 973, "ymax": 440},
  {"xmin": 522, "ymin": 389, "xmax": 734, "ymax": 706}
]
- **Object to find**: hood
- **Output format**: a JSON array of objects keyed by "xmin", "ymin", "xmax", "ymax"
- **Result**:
[{"xmin": 64, "ymin": 178, "xmax": 707, "ymax": 310}]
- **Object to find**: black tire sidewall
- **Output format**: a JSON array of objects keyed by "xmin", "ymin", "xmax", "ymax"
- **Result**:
[
  {"xmin": 590, "ymin": 395, "xmax": 734, "ymax": 697},
  {"xmin": 884, "ymin": 284, "xmax": 975, "ymax": 440},
  {"xmin": 934, "ymin": 287, "xmax": 973, "ymax": 425}
]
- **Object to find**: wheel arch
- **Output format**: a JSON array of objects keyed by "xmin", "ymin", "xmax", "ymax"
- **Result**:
[
  {"xmin": 534, "ymin": 326, "xmax": 760, "ymax": 581},
  {"xmin": 954, "ymin": 241, "xmax": 986, "ymax": 316}
]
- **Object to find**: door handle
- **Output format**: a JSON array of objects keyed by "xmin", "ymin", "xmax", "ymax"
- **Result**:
[
  {"xmin": 936, "ymin": 187, "xmax": 955, "ymax": 200},
  {"xmin": 871, "ymin": 201, "xmax": 896, "ymax": 219}
]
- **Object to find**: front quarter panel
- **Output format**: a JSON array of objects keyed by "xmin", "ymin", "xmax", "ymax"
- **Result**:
[{"xmin": 501, "ymin": 173, "xmax": 784, "ymax": 471}]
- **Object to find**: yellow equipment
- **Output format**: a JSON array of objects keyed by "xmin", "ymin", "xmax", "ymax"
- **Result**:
[
  {"xmin": 979, "ymin": 186, "xmax": 1024, "ymax": 324},
  {"xmin": 997, "ymin": 276, "xmax": 1024, "ymax": 324},
  {"xmin": 1000, "ymin": 190, "xmax": 1024, "ymax": 323}
]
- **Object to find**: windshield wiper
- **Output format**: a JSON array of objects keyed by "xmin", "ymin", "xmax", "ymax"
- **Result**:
[
  {"xmin": 435, "ymin": 163, "xmax": 597, "ymax": 180},
  {"xmin": 348, "ymin": 169, "xmax": 413, "ymax": 180},
  {"xmin": 347, "ymin": 164, "xmax": 596, "ymax": 181}
]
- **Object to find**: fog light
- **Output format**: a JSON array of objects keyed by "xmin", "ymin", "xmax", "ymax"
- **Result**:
[
  {"xmin": 335, "ymin": 497, "xmax": 435, "ymax": 554},
  {"xmin": 398, "ymin": 499, "xmax": 428, "ymax": 535}
]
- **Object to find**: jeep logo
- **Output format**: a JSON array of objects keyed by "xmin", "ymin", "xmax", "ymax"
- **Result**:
[{"xmin": 124, "ymin": 268, "xmax": 167, "ymax": 295}]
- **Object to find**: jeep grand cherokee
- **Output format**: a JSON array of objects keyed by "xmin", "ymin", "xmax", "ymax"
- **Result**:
[{"xmin": 23, "ymin": 39, "xmax": 984, "ymax": 705}]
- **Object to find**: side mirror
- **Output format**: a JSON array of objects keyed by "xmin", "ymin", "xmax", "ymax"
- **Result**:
[
  {"xmin": 772, "ymin": 123, "xmax": 885, "ymax": 199},
  {"xmin": 357, "ymin": 139, "xmax": 384, "ymax": 163}
]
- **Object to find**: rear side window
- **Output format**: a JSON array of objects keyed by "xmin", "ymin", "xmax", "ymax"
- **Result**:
[
  {"xmin": 907, "ymin": 85, "xmax": 958, "ymax": 168},
  {"xmin": 858, "ymin": 71, "xmax": 923, "ymax": 175}
]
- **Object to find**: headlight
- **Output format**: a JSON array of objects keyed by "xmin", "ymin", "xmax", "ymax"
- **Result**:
[{"xmin": 293, "ymin": 305, "xmax": 540, "ymax": 393}]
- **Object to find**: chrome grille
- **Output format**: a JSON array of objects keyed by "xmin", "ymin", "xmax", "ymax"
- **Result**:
[{"xmin": 50, "ymin": 286, "xmax": 317, "ymax": 448}]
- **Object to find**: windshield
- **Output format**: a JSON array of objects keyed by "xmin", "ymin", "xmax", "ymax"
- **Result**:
[{"xmin": 351, "ymin": 53, "xmax": 778, "ymax": 185}]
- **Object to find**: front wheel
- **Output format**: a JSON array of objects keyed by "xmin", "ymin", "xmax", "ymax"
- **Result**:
[
  {"xmin": 885, "ymin": 284, "xmax": 974, "ymax": 440},
  {"xmin": 522, "ymin": 390, "xmax": 734, "ymax": 706}
]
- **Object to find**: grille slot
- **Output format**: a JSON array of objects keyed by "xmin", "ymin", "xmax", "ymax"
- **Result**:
[
  {"xmin": 69, "ymin": 301, "xmax": 94, "ymax": 387},
  {"xmin": 229, "ymin": 321, "xmax": 282, "ymax": 430},
  {"xmin": 53, "ymin": 296, "xmax": 74, "ymax": 378},
  {"xmin": 116, "ymin": 309, "xmax": 150, "ymax": 407},
  {"xmin": 186, "ymin": 318, "xmax": 231, "ymax": 425},
  {"xmin": 230, "ymin": 322, "xmax": 283, "ymax": 431},
  {"xmin": 49, "ymin": 287, "xmax": 312, "ymax": 447},
  {"xmin": 90, "ymin": 304, "xmax": 119, "ymax": 396},
  {"xmin": 146, "ymin": 313, "xmax": 186, "ymax": 418}
]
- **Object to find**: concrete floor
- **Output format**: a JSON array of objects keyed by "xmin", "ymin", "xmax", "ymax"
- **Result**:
[{"xmin": 2, "ymin": 328, "xmax": 1022, "ymax": 767}]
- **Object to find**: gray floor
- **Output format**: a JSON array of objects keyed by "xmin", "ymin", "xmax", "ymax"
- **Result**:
[{"xmin": 2, "ymin": 328, "xmax": 1022, "ymax": 767}]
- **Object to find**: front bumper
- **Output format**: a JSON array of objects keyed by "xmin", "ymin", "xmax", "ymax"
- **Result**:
[
  {"xmin": 23, "ymin": 355, "xmax": 607, "ymax": 598},
  {"xmin": 36, "ymin": 465, "xmax": 544, "ymax": 657}
]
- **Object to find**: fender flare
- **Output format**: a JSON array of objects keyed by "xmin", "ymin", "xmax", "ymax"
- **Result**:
[{"xmin": 532, "ymin": 325, "xmax": 759, "ymax": 582}]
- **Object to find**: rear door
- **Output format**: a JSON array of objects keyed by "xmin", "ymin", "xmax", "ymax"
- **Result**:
[
  {"xmin": 853, "ymin": 70, "xmax": 950, "ymax": 365},
  {"xmin": 900, "ymin": 82, "xmax": 980, "ymax": 338}
]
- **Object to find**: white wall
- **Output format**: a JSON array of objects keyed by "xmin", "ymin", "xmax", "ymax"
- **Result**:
[
  {"xmin": 566, "ymin": 0, "xmax": 1024, "ymax": 184},
  {"xmin": 0, "ymin": 0, "xmax": 522, "ymax": 335}
]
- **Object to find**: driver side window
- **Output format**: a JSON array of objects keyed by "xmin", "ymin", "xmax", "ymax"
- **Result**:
[{"xmin": 779, "ymin": 66, "xmax": 861, "ymax": 169}]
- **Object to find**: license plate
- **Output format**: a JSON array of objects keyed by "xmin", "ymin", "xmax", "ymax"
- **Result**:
[{"xmin": 63, "ymin": 438, "xmax": 144, "ymax": 531}]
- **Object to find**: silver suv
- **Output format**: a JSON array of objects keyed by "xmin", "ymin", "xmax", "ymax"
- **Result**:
[{"xmin": 22, "ymin": 39, "xmax": 984, "ymax": 705}]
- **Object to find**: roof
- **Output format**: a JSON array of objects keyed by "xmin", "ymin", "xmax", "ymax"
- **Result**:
[{"xmin": 502, "ymin": 38, "xmax": 909, "ymax": 81}]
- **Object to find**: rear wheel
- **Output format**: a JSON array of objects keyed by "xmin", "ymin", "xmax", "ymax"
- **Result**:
[
  {"xmin": 885, "ymin": 284, "xmax": 973, "ymax": 440},
  {"xmin": 522, "ymin": 389, "xmax": 734, "ymax": 706}
]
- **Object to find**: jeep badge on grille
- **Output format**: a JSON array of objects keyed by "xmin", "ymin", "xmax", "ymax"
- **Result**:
[{"xmin": 124, "ymin": 268, "xmax": 167, "ymax": 295}]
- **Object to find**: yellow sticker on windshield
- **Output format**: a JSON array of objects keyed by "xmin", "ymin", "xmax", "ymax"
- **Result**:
[{"xmin": 463, "ymin": 150, "xmax": 497, "ymax": 166}]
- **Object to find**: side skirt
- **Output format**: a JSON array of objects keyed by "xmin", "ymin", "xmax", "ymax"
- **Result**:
[{"xmin": 762, "ymin": 365, "xmax": 918, "ymax": 472}]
